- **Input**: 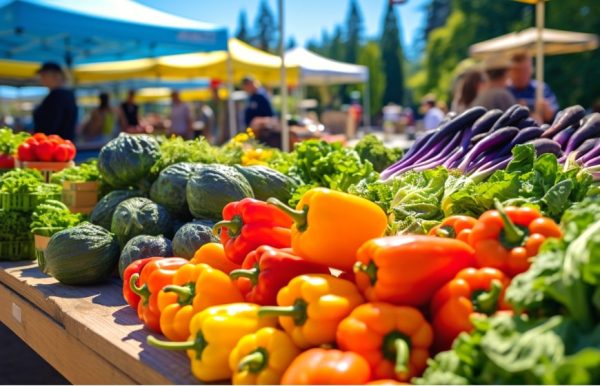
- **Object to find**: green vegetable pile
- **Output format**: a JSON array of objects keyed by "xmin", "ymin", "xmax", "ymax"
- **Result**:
[
  {"xmin": 30, "ymin": 200, "xmax": 84, "ymax": 236},
  {"xmin": 50, "ymin": 160, "xmax": 100, "ymax": 184},
  {"xmin": 0, "ymin": 169, "xmax": 61, "ymax": 195}
]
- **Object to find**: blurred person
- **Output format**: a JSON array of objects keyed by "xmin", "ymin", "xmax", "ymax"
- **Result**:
[
  {"xmin": 472, "ymin": 55, "xmax": 516, "ymax": 111},
  {"xmin": 383, "ymin": 103, "xmax": 402, "ymax": 140},
  {"xmin": 81, "ymin": 92, "xmax": 117, "ymax": 142},
  {"xmin": 33, "ymin": 62, "xmax": 77, "ymax": 140},
  {"xmin": 119, "ymin": 89, "xmax": 140, "ymax": 132},
  {"xmin": 193, "ymin": 102, "xmax": 215, "ymax": 141},
  {"xmin": 420, "ymin": 95, "xmax": 444, "ymax": 130},
  {"xmin": 509, "ymin": 53, "xmax": 558, "ymax": 123},
  {"xmin": 451, "ymin": 69, "xmax": 487, "ymax": 113},
  {"xmin": 167, "ymin": 90, "xmax": 193, "ymax": 139},
  {"xmin": 242, "ymin": 75, "xmax": 274, "ymax": 128}
]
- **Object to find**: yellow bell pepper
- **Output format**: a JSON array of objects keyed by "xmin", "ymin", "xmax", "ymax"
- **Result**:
[
  {"xmin": 268, "ymin": 187, "xmax": 388, "ymax": 271},
  {"xmin": 229, "ymin": 327, "xmax": 301, "ymax": 385},
  {"xmin": 258, "ymin": 274, "xmax": 364, "ymax": 349},
  {"xmin": 157, "ymin": 263, "xmax": 244, "ymax": 341},
  {"xmin": 148, "ymin": 303, "xmax": 277, "ymax": 382},
  {"xmin": 190, "ymin": 242, "xmax": 240, "ymax": 274}
]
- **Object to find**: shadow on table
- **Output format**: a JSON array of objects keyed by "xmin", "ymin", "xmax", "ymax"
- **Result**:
[
  {"xmin": 112, "ymin": 306, "xmax": 139, "ymax": 326},
  {"xmin": 19, "ymin": 266, "xmax": 49, "ymax": 279}
]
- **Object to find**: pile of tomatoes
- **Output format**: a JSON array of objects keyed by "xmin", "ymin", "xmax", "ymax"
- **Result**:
[{"xmin": 17, "ymin": 133, "xmax": 76, "ymax": 163}]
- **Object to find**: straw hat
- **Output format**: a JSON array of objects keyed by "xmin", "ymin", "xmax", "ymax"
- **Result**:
[{"xmin": 482, "ymin": 54, "xmax": 513, "ymax": 71}]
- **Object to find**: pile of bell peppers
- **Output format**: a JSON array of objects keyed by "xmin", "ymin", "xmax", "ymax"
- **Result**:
[{"xmin": 119, "ymin": 189, "xmax": 562, "ymax": 385}]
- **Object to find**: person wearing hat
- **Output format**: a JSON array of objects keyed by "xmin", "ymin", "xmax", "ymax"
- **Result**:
[
  {"xmin": 471, "ymin": 55, "xmax": 517, "ymax": 111},
  {"xmin": 33, "ymin": 62, "xmax": 77, "ymax": 141},
  {"xmin": 241, "ymin": 75, "xmax": 274, "ymax": 129}
]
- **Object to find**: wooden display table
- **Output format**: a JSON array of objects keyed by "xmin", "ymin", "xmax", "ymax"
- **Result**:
[{"xmin": 0, "ymin": 261, "xmax": 197, "ymax": 384}]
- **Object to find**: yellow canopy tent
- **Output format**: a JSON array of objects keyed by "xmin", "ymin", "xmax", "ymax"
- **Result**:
[{"xmin": 74, "ymin": 39, "xmax": 300, "ymax": 87}]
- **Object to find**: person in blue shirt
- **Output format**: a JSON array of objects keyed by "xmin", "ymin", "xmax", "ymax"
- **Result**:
[
  {"xmin": 508, "ymin": 53, "xmax": 559, "ymax": 123},
  {"xmin": 241, "ymin": 76, "xmax": 274, "ymax": 128}
]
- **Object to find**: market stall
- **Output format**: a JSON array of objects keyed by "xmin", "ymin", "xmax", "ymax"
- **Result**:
[{"xmin": 0, "ymin": 102, "xmax": 599, "ymax": 384}]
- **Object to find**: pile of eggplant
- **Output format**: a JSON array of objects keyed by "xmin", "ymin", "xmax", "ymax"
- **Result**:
[{"xmin": 381, "ymin": 104, "xmax": 600, "ymax": 181}]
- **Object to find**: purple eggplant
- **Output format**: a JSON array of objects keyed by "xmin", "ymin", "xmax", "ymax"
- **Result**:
[
  {"xmin": 527, "ymin": 138, "xmax": 563, "ymax": 157},
  {"xmin": 578, "ymin": 141, "xmax": 600, "ymax": 164},
  {"xmin": 541, "ymin": 105, "xmax": 585, "ymax": 138},
  {"xmin": 517, "ymin": 117, "xmax": 537, "ymax": 129},
  {"xmin": 585, "ymin": 154, "xmax": 600, "ymax": 167},
  {"xmin": 508, "ymin": 105, "xmax": 531, "ymax": 126},
  {"xmin": 553, "ymin": 126, "xmax": 576, "ymax": 150},
  {"xmin": 471, "ymin": 109, "xmax": 502, "ymax": 136},
  {"xmin": 574, "ymin": 138, "xmax": 600, "ymax": 160},
  {"xmin": 564, "ymin": 113, "xmax": 600, "ymax": 154},
  {"xmin": 489, "ymin": 105, "xmax": 519, "ymax": 132},
  {"xmin": 411, "ymin": 130, "xmax": 464, "ymax": 172},
  {"xmin": 469, "ymin": 127, "xmax": 541, "ymax": 172},
  {"xmin": 457, "ymin": 127, "xmax": 519, "ymax": 172},
  {"xmin": 470, "ymin": 156, "xmax": 512, "ymax": 181}
]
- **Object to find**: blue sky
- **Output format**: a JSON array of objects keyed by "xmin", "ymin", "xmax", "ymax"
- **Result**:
[{"xmin": 139, "ymin": 0, "xmax": 426, "ymax": 55}]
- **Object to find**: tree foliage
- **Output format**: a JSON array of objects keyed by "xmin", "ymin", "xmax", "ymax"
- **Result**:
[
  {"xmin": 253, "ymin": 0, "xmax": 278, "ymax": 52},
  {"xmin": 381, "ymin": 2, "xmax": 405, "ymax": 105},
  {"xmin": 235, "ymin": 10, "xmax": 250, "ymax": 43}
]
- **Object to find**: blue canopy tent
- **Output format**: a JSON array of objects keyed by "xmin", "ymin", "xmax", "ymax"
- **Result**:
[{"xmin": 0, "ymin": 0, "xmax": 228, "ymax": 65}]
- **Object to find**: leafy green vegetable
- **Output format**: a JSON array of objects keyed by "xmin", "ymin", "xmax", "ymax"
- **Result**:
[
  {"xmin": 30, "ymin": 199, "xmax": 83, "ymax": 235},
  {"xmin": 0, "ymin": 209, "xmax": 32, "ymax": 241},
  {"xmin": 442, "ymin": 145, "xmax": 593, "ymax": 220},
  {"xmin": 50, "ymin": 161, "xmax": 100, "ymax": 184},
  {"xmin": 0, "ymin": 128, "xmax": 29, "ymax": 155},
  {"xmin": 151, "ymin": 136, "xmax": 218, "ymax": 173},
  {"xmin": 353, "ymin": 134, "xmax": 403, "ymax": 172},
  {"xmin": 0, "ymin": 169, "xmax": 61, "ymax": 195}
]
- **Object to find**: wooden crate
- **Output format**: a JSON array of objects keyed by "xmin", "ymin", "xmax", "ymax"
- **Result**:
[{"xmin": 62, "ymin": 181, "xmax": 99, "ymax": 211}]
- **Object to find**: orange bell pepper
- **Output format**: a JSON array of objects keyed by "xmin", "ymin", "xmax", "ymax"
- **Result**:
[
  {"xmin": 157, "ymin": 263, "xmax": 244, "ymax": 341},
  {"xmin": 190, "ymin": 242, "xmax": 240, "ymax": 274},
  {"xmin": 281, "ymin": 348, "xmax": 372, "ymax": 385},
  {"xmin": 428, "ymin": 215, "xmax": 477, "ymax": 243},
  {"xmin": 337, "ymin": 302, "xmax": 433, "ymax": 381},
  {"xmin": 354, "ymin": 236, "xmax": 475, "ymax": 307},
  {"xmin": 258, "ymin": 274, "xmax": 364, "ymax": 349},
  {"xmin": 268, "ymin": 187, "xmax": 388, "ymax": 271},
  {"xmin": 469, "ymin": 199, "xmax": 562, "ymax": 277},
  {"xmin": 129, "ymin": 257, "xmax": 188, "ymax": 333},
  {"xmin": 430, "ymin": 267, "xmax": 511, "ymax": 351}
]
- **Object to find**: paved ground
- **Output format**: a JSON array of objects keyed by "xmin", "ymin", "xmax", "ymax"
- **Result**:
[{"xmin": 0, "ymin": 322, "xmax": 68, "ymax": 384}]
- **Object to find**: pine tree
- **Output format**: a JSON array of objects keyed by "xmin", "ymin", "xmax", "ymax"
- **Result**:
[
  {"xmin": 424, "ymin": 0, "xmax": 451, "ymax": 40},
  {"xmin": 235, "ymin": 10, "xmax": 250, "ymax": 43},
  {"xmin": 381, "ymin": 1, "xmax": 405, "ymax": 105},
  {"xmin": 286, "ymin": 36, "xmax": 297, "ymax": 50},
  {"xmin": 340, "ymin": 0, "xmax": 364, "ymax": 102},
  {"xmin": 253, "ymin": 0, "xmax": 277, "ymax": 52}
]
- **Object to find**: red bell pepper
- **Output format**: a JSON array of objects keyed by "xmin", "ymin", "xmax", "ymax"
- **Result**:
[
  {"xmin": 213, "ymin": 198, "xmax": 293, "ymax": 265},
  {"xmin": 230, "ymin": 245, "xmax": 330, "ymax": 305},
  {"xmin": 430, "ymin": 267, "xmax": 511, "ymax": 351},
  {"xmin": 129, "ymin": 257, "xmax": 188, "ymax": 333},
  {"xmin": 429, "ymin": 215, "xmax": 477, "ymax": 244},
  {"xmin": 122, "ymin": 257, "xmax": 162, "ymax": 310}
]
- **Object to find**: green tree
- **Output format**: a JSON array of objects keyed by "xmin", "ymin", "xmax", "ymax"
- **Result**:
[
  {"xmin": 253, "ymin": 0, "xmax": 277, "ymax": 52},
  {"xmin": 286, "ymin": 36, "xmax": 297, "ymax": 50},
  {"xmin": 358, "ymin": 40, "xmax": 385, "ymax": 118},
  {"xmin": 235, "ymin": 10, "xmax": 250, "ymax": 43},
  {"xmin": 381, "ymin": 2, "xmax": 405, "ymax": 105},
  {"xmin": 340, "ymin": 0, "xmax": 364, "ymax": 102},
  {"xmin": 424, "ymin": 0, "xmax": 451, "ymax": 40}
]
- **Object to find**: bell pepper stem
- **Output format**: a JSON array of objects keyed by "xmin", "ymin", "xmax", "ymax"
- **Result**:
[
  {"xmin": 237, "ymin": 349, "xmax": 268, "ymax": 373},
  {"xmin": 494, "ymin": 198, "xmax": 525, "ymax": 245},
  {"xmin": 147, "ymin": 336, "xmax": 196, "ymax": 351},
  {"xmin": 163, "ymin": 284, "xmax": 195, "ymax": 306},
  {"xmin": 394, "ymin": 338, "xmax": 410, "ymax": 376},
  {"xmin": 258, "ymin": 299, "xmax": 308, "ymax": 326},
  {"xmin": 130, "ymin": 273, "xmax": 150, "ymax": 305},
  {"xmin": 474, "ymin": 279, "xmax": 503, "ymax": 315},
  {"xmin": 266, "ymin": 198, "xmax": 308, "ymax": 232},
  {"xmin": 229, "ymin": 267, "xmax": 259, "ymax": 286},
  {"xmin": 213, "ymin": 215, "xmax": 244, "ymax": 237},
  {"xmin": 435, "ymin": 225, "xmax": 455, "ymax": 238},
  {"xmin": 353, "ymin": 260, "xmax": 378, "ymax": 286}
]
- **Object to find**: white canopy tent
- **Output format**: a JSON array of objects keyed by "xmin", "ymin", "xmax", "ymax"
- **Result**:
[{"xmin": 284, "ymin": 47, "xmax": 371, "ymax": 127}]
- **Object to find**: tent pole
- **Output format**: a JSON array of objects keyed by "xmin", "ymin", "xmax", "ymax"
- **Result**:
[
  {"xmin": 535, "ymin": 0, "xmax": 544, "ymax": 115},
  {"xmin": 226, "ymin": 47, "xmax": 237, "ymax": 139},
  {"xmin": 363, "ymin": 71, "xmax": 371, "ymax": 133},
  {"xmin": 278, "ymin": 0, "xmax": 289, "ymax": 152}
]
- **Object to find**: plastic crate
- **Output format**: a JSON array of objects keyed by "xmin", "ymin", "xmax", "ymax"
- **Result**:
[
  {"xmin": 0, "ymin": 240, "xmax": 34, "ymax": 261},
  {"xmin": 0, "ymin": 191, "xmax": 62, "ymax": 211}
]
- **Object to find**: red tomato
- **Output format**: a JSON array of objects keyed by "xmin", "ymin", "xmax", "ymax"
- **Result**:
[
  {"xmin": 47, "ymin": 135, "xmax": 64, "ymax": 144},
  {"xmin": 0, "ymin": 154, "xmax": 15, "ymax": 169},
  {"xmin": 25, "ymin": 137, "xmax": 39, "ymax": 146},
  {"xmin": 63, "ymin": 140, "xmax": 76, "ymax": 160},
  {"xmin": 52, "ymin": 144, "xmax": 71, "ymax": 162},
  {"xmin": 17, "ymin": 143, "xmax": 34, "ymax": 162},
  {"xmin": 34, "ymin": 140, "xmax": 56, "ymax": 162},
  {"xmin": 33, "ymin": 133, "xmax": 47, "ymax": 141}
]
